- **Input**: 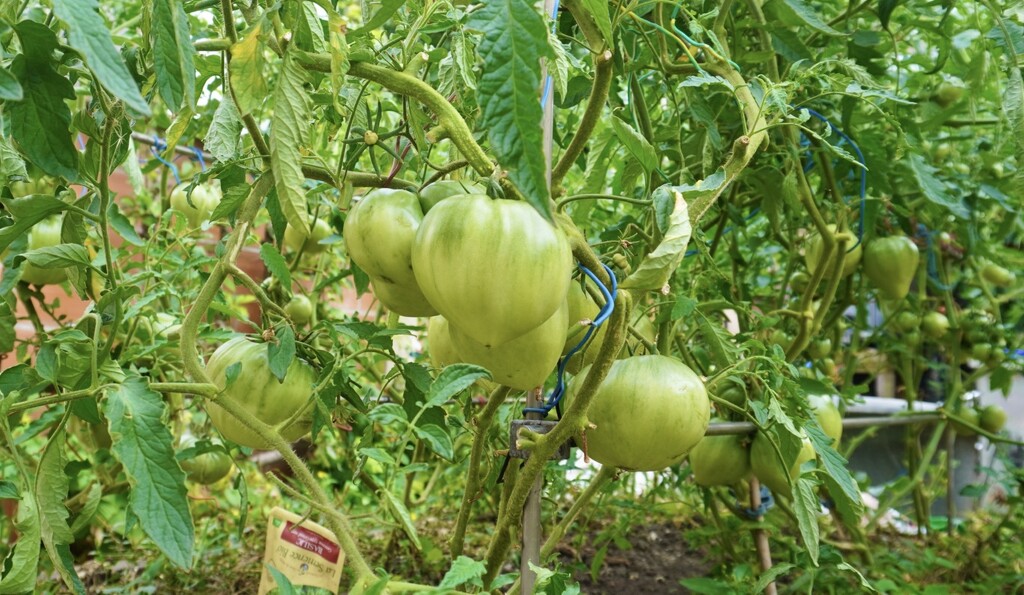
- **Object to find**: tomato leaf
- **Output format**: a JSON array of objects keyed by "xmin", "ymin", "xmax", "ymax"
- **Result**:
[
  {"xmin": 426, "ymin": 364, "xmax": 491, "ymax": 408},
  {"xmin": 229, "ymin": 21, "xmax": 269, "ymax": 116},
  {"xmin": 381, "ymin": 488, "xmax": 422, "ymax": 550},
  {"xmin": 439, "ymin": 556, "xmax": 486, "ymax": 590},
  {"xmin": 577, "ymin": 0, "xmax": 613, "ymax": 47},
  {"xmin": 0, "ymin": 136, "xmax": 27, "ymax": 184},
  {"xmin": 204, "ymin": 96, "xmax": 243, "ymax": 162},
  {"xmin": 267, "ymin": 325, "xmax": 297, "ymax": 383},
  {"xmin": 907, "ymin": 154, "xmax": 968, "ymax": 218},
  {"xmin": 792, "ymin": 472, "xmax": 820, "ymax": 566},
  {"xmin": 413, "ymin": 423, "xmax": 454, "ymax": 461},
  {"xmin": 0, "ymin": 491, "xmax": 41, "ymax": 593},
  {"xmin": 778, "ymin": 0, "xmax": 846, "ymax": 37},
  {"xmin": 107, "ymin": 203, "xmax": 145, "ymax": 247},
  {"xmin": 467, "ymin": 0, "xmax": 554, "ymax": 221},
  {"xmin": 349, "ymin": 0, "xmax": 406, "ymax": 38},
  {"xmin": 271, "ymin": 54, "xmax": 312, "ymax": 236},
  {"xmin": 620, "ymin": 188, "xmax": 693, "ymax": 291},
  {"xmin": 0, "ymin": 481, "xmax": 17, "ymax": 500},
  {"xmin": 806, "ymin": 423, "xmax": 863, "ymax": 524},
  {"xmin": 611, "ymin": 116, "xmax": 658, "ymax": 176},
  {"xmin": 17, "ymin": 244, "xmax": 90, "ymax": 272},
  {"xmin": 50, "ymin": 0, "xmax": 150, "ymax": 116},
  {"xmin": 36, "ymin": 429, "xmax": 85, "ymax": 594},
  {"xmin": 259, "ymin": 244, "xmax": 292, "ymax": 293},
  {"xmin": 151, "ymin": 0, "xmax": 196, "ymax": 110},
  {"xmin": 753, "ymin": 563, "xmax": 797, "ymax": 593},
  {"xmin": 0, "ymin": 65, "xmax": 22, "ymax": 101},
  {"xmin": 102, "ymin": 377, "xmax": 194, "ymax": 570},
  {"xmin": 7, "ymin": 55, "xmax": 78, "ymax": 180}
]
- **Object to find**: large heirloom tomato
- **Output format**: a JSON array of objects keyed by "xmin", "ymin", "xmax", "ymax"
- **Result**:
[
  {"xmin": 284, "ymin": 217, "xmax": 333, "ymax": 255},
  {"xmin": 689, "ymin": 432, "xmax": 750, "ymax": 487},
  {"xmin": 449, "ymin": 300, "xmax": 568, "ymax": 390},
  {"xmin": 19, "ymin": 216, "xmax": 67, "ymax": 286},
  {"xmin": 750, "ymin": 432, "xmax": 816, "ymax": 496},
  {"xmin": 426, "ymin": 316, "xmax": 461, "ymax": 369},
  {"xmin": 344, "ymin": 188, "xmax": 436, "ymax": 316},
  {"xmin": 417, "ymin": 180, "xmax": 485, "ymax": 213},
  {"xmin": 170, "ymin": 181, "xmax": 222, "ymax": 228},
  {"xmin": 205, "ymin": 337, "xmax": 317, "ymax": 449},
  {"xmin": 412, "ymin": 195, "xmax": 572, "ymax": 347},
  {"xmin": 863, "ymin": 236, "xmax": 919, "ymax": 300},
  {"xmin": 565, "ymin": 355, "xmax": 710, "ymax": 472},
  {"xmin": 563, "ymin": 280, "xmax": 654, "ymax": 373}
]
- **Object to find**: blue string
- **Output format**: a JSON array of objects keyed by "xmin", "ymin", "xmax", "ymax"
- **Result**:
[
  {"xmin": 192, "ymin": 147, "xmax": 206, "ymax": 171},
  {"xmin": 539, "ymin": 0, "xmax": 561, "ymax": 109},
  {"xmin": 740, "ymin": 486, "xmax": 774, "ymax": 520},
  {"xmin": 523, "ymin": 262, "xmax": 617, "ymax": 416},
  {"xmin": 149, "ymin": 136, "xmax": 181, "ymax": 185}
]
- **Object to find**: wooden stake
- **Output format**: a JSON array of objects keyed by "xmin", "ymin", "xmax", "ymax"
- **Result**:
[{"xmin": 750, "ymin": 478, "xmax": 777, "ymax": 595}]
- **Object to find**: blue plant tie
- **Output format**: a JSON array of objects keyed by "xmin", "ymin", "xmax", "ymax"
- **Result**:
[
  {"xmin": 539, "ymin": 0, "xmax": 561, "ymax": 109},
  {"xmin": 192, "ymin": 146, "xmax": 207, "ymax": 171},
  {"xmin": 740, "ymin": 486, "xmax": 774, "ymax": 520},
  {"xmin": 523, "ymin": 262, "xmax": 617, "ymax": 417},
  {"xmin": 150, "ymin": 136, "xmax": 181, "ymax": 185}
]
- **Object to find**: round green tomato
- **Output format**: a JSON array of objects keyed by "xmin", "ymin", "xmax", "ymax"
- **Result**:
[
  {"xmin": 768, "ymin": 330, "xmax": 792, "ymax": 353},
  {"xmin": 170, "ymin": 181, "xmax": 222, "ymax": 228},
  {"xmin": 750, "ymin": 432, "xmax": 816, "ymax": 496},
  {"xmin": 980, "ymin": 262, "xmax": 1015, "ymax": 287},
  {"xmin": 565, "ymin": 306, "xmax": 655, "ymax": 375},
  {"xmin": 951, "ymin": 407, "xmax": 979, "ymax": 437},
  {"xmin": 284, "ymin": 295, "xmax": 313, "ymax": 325},
  {"xmin": 864, "ymin": 236, "xmax": 920, "ymax": 301},
  {"xmin": 934, "ymin": 81, "xmax": 964, "ymax": 108},
  {"xmin": 565, "ymin": 355, "xmax": 710, "ymax": 472},
  {"xmin": 205, "ymin": 337, "xmax": 317, "ymax": 449},
  {"xmin": 417, "ymin": 180, "xmax": 485, "ymax": 213},
  {"xmin": 284, "ymin": 217, "xmax": 333, "ymax": 255},
  {"xmin": 711, "ymin": 376, "xmax": 748, "ymax": 409},
  {"xmin": 978, "ymin": 404, "xmax": 1007, "ymax": 434},
  {"xmin": 809, "ymin": 395, "xmax": 842, "ymax": 446},
  {"xmin": 412, "ymin": 194, "xmax": 572, "ymax": 347},
  {"xmin": 449, "ymin": 299, "xmax": 567, "ymax": 390},
  {"xmin": 9, "ymin": 176, "xmax": 57, "ymax": 197},
  {"xmin": 804, "ymin": 225, "xmax": 862, "ymax": 278},
  {"xmin": 808, "ymin": 338, "xmax": 832, "ymax": 359},
  {"xmin": 893, "ymin": 311, "xmax": 920, "ymax": 332},
  {"xmin": 179, "ymin": 436, "xmax": 233, "ymax": 485},
  {"xmin": 921, "ymin": 311, "xmax": 950, "ymax": 339},
  {"xmin": 689, "ymin": 432, "xmax": 750, "ymax": 487},
  {"xmin": 970, "ymin": 342, "xmax": 992, "ymax": 362},
  {"xmin": 20, "ymin": 216, "xmax": 67, "ymax": 285},
  {"xmin": 789, "ymin": 271, "xmax": 810, "ymax": 293}
]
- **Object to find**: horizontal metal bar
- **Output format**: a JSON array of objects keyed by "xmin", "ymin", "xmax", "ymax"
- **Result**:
[{"xmin": 704, "ymin": 412, "xmax": 943, "ymax": 437}]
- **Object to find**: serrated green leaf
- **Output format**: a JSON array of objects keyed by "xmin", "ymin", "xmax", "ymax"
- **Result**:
[
  {"xmin": 271, "ymin": 54, "xmax": 312, "ymax": 235},
  {"xmin": 679, "ymin": 72, "xmax": 733, "ymax": 90},
  {"xmin": 267, "ymin": 565, "xmax": 298, "ymax": 595},
  {"xmin": 204, "ymin": 97, "xmax": 243, "ymax": 162},
  {"xmin": 577, "ymin": 0, "xmax": 613, "ymax": 46},
  {"xmin": 20, "ymin": 244, "xmax": 91, "ymax": 271},
  {"xmin": 382, "ymin": 488, "xmax": 421, "ymax": 550},
  {"xmin": 7, "ymin": 55, "xmax": 78, "ymax": 180},
  {"xmin": 358, "ymin": 447, "xmax": 396, "ymax": 466},
  {"xmin": 610, "ymin": 116, "xmax": 658, "ymax": 175},
  {"xmin": 151, "ymin": 0, "xmax": 196, "ymax": 110},
  {"xmin": 781, "ymin": 0, "xmax": 845, "ymax": 37},
  {"xmin": 267, "ymin": 325, "xmax": 296, "ymax": 383},
  {"xmin": 426, "ymin": 364, "xmax": 490, "ymax": 408},
  {"xmin": 0, "ymin": 65, "xmax": 22, "ymax": 101},
  {"xmin": 103, "ymin": 377, "xmax": 194, "ymax": 569},
  {"xmin": 753, "ymin": 563, "xmax": 796, "ymax": 593},
  {"xmin": 0, "ymin": 492, "xmax": 40, "ymax": 594},
  {"xmin": 327, "ymin": 7, "xmax": 350, "ymax": 117},
  {"xmin": 806, "ymin": 424, "xmax": 863, "ymax": 524},
  {"xmin": 36, "ymin": 429, "xmax": 84, "ymax": 593},
  {"xmin": 468, "ymin": 0, "xmax": 554, "ymax": 221},
  {"xmin": 0, "ymin": 136, "xmax": 26, "ymax": 187},
  {"xmin": 259, "ymin": 244, "xmax": 292, "ymax": 293},
  {"xmin": 792, "ymin": 474, "xmax": 820, "ymax": 566},
  {"xmin": 0, "ymin": 481, "xmax": 18, "ymax": 499},
  {"xmin": 350, "ymin": 0, "xmax": 406, "ymax": 38},
  {"xmin": 907, "ymin": 154, "xmax": 968, "ymax": 218},
  {"xmin": 621, "ymin": 189, "xmax": 693, "ymax": 290},
  {"xmin": 413, "ymin": 423, "xmax": 454, "ymax": 461},
  {"xmin": 438, "ymin": 555, "xmax": 486, "ymax": 590},
  {"xmin": 51, "ymin": 0, "xmax": 150, "ymax": 116},
  {"xmin": 229, "ymin": 21, "xmax": 269, "ymax": 115},
  {"xmin": 1002, "ymin": 67, "xmax": 1023, "ymax": 160},
  {"xmin": 107, "ymin": 203, "xmax": 145, "ymax": 247}
]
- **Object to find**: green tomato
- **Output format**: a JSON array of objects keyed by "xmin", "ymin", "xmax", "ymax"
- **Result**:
[
  {"xmin": 951, "ymin": 407, "xmax": 979, "ymax": 437},
  {"xmin": 565, "ymin": 355, "xmax": 710, "ymax": 472},
  {"xmin": 980, "ymin": 262, "xmax": 1015, "ymax": 287},
  {"xmin": 8, "ymin": 176, "xmax": 57, "ymax": 197},
  {"xmin": 417, "ymin": 180, "xmax": 486, "ymax": 213},
  {"xmin": 412, "ymin": 194, "xmax": 572, "ymax": 347},
  {"xmin": 205, "ymin": 337, "xmax": 317, "ymax": 449},
  {"xmin": 343, "ymin": 188, "xmax": 436, "ymax": 316},
  {"xmin": 978, "ymin": 404, "xmax": 1007, "ymax": 434},
  {"xmin": 426, "ymin": 316, "xmax": 461, "ymax": 369},
  {"xmin": 789, "ymin": 271, "xmax": 810, "ymax": 293},
  {"xmin": 921, "ymin": 311, "xmax": 950, "ymax": 339},
  {"xmin": 179, "ymin": 436, "xmax": 233, "ymax": 485},
  {"xmin": 449, "ymin": 299, "xmax": 567, "ymax": 390},
  {"xmin": 809, "ymin": 395, "xmax": 842, "ymax": 446},
  {"xmin": 20, "ymin": 216, "xmax": 67, "ymax": 285},
  {"xmin": 284, "ymin": 217, "xmax": 333, "ymax": 255},
  {"xmin": 934, "ymin": 81, "xmax": 964, "ymax": 108},
  {"xmin": 711, "ymin": 376, "xmax": 748, "ymax": 409},
  {"xmin": 808, "ymin": 338, "xmax": 832, "ymax": 359},
  {"xmin": 750, "ymin": 432, "xmax": 816, "ymax": 496},
  {"xmin": 970, "ymin": 342, "xmax": 993, "ymax": 362},
  {"xmin": 893, "ymin": 311, "xmax": 920, "ymax": 332},
  {"xmin": 689, "ymin": 431, "xmax": 750, "ymax": 487},
  {"xmin": 170, "ymin": 181, "xmax": 222, "ymax": 228},
  {"xmin": 804, "ymin": 224, "xmax": 862, "ymax": 278},
  {"xmin": 863, "ymin": 236, "xmax": 920, "ymax": 301},
  {"xmin": 284, "ymin": 295, "xmax": 313, "ymax": 325}
]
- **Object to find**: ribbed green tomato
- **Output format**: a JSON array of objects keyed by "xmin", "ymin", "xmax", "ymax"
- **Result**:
[
  {"xmin": 563, "ymin": 279, "xmax": 654, "ymax": 373},
  {"xmin": 565, "ymin": 355, "xmax": 710, "ymax": 472},
  {"xmin": 809, "ymin": 395, "xmax": 842, "ymax": 446},
  {"xmin": 170, "ymin": 181, "xmax": 222, "ymax": 228},
  {"xmin": 418, "ymin": 180, "xmax": 485, "ymax": 213},
  {"xmin": 205, "ymin": 337, "xmax": 317, "ymax": 449},
  {"xmin": 804, "ymin": 225, "xmax": 861, "ymax": 278},
  {"xmin": 344, "ymin": 188, "xmax": 436, "ymax": 316},
  {"xmin": 178, "ymin": 436, "xmax": 233, "ymax": 485},
  {"xmin": 450, "ymin": 300, "xmax": 568, "ymax": 390},
  {"xmin": 284, "ymin": 217, "xmax": 333, "ymax": 254},
  {"xmin": 20, "ymin": 216, "xmax": 67, "ymax": 285},
  {"xmin": 689, "ymin": 432, "xmax": 750, "ymax": 487},
  {"xmin": 412, "ymin": 195, "xmax": 572, "ymax": 347},
  {"xmin": 922, "ymin": 311, "xmax": 950, "ymax": 339},
  {"xmin": 864, "ymin": 236, "xmax": 919, "ymax": 300},
  {"xmin": 750, "ymin": 432, "xmax": 816, "ymax": 496},
  {"xmin": 426, "ymin": 316, "xmax": 461, "ymax": 368}
]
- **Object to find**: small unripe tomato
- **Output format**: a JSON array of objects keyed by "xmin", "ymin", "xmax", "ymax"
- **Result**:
[
  {"xmin": 170, "ymin": 181, "xmax": 222, "ymax": 228},
  {"xmin": 284, "ymin": 217, "xmax": 333, "ymax": 254},
  {"xmin": 19, "ymin": 216, "xmax": 67, "ymax": 285},
  {"xmin": 921, "ymin": 312, "xmax": 949, "ymax": 339},
  {"xmin": 178, "ymin": 436, "xmax": 233, "ymax": 485},
  {"xmin": 284, "ymin": 295, "xmax": 314, "ymax": 324}
]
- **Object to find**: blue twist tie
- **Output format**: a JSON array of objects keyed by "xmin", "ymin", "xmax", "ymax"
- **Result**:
[
  {"xmin": 192, "ymin": 146, "xmax": 207, "ymax": 171},
  {"xmin": 149, "ymin": 136, "xmax": 181, "ymax": 185},
  {"xmin": 740, "ymin": 486, "xmax": 774, "ymax": 520},
  {"xmin": 523, "ymin": 262, "xmax": 617, "ymax": 417}
]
